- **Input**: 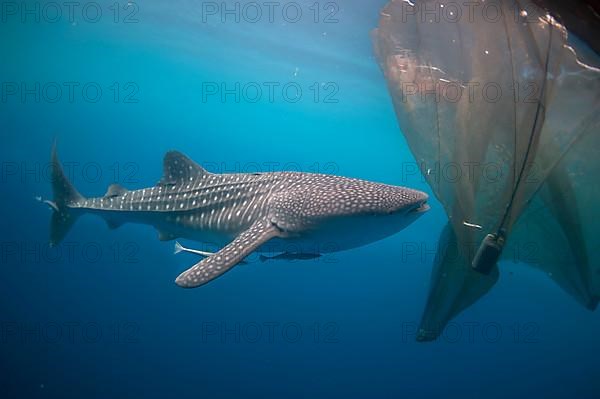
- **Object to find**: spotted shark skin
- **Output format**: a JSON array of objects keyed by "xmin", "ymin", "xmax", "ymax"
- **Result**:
[{"xmin": 49, "ymin": 145, "xmax": 429, "ymax": 288}]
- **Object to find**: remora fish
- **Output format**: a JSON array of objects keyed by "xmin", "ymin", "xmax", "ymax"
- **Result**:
[{"xmin": 48, "ymin": 144, "xmax": 429, "ymax": 288}]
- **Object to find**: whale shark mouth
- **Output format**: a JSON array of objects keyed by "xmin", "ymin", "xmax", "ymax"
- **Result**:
[{"xmin": 410, "ymin": 201, "xmax": 430, "ymax": 214}]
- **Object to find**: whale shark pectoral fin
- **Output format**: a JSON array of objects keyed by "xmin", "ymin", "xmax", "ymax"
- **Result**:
[{"xmin": 175, "ymin": 219, "xmax": 282, "ymax": 288}]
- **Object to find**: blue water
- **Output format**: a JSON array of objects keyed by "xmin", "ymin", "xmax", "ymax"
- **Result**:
[{"xmin": 1, "ymin": 1, "xmax": 599, "ymax": 398}]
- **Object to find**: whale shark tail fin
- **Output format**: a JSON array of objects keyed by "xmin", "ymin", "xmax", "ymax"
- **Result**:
[{"xmin": 49, "ymin": 142, "xmax": 85, "ymax": 247}]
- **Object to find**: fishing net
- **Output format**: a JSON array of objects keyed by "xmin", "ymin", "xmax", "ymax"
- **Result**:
[{"xmin": 372, "ymin": 0, "xmax": 600, "ymax": 340}]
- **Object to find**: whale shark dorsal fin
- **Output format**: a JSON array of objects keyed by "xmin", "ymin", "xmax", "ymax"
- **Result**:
[
  {"xmin": 159, "ymin": 151, "xmax": 209, "ymax": 186},
  {"xmin": 105, "ymin": 183, "xmax": 127, "ymax": 198},
  {"xmin": 175, "ymin": 219, "xmax": 283, "ymax": 288}
]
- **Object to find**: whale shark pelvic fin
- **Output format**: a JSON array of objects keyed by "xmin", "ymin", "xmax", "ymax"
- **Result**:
[{"xmin": 175, "ymin": 219, "xmax": 283, "ymax": 288}]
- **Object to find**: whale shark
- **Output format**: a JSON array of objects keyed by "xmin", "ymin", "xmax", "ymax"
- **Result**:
[{"xmin": 48, "ymin": 144, "xmax": 429, "ymax": 288}]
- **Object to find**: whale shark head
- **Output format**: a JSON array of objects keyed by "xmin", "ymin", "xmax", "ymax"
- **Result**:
[
  {"xmin": 367, "ymin": 184, "xmax": 430, "ymax": 217},
  {"xmin": 271, "ymin": 177, "xmax": 430, "ymax": 251},
  {"xmin": 338, "ymin": 183, "xmax": 430, "ymax": 238}
]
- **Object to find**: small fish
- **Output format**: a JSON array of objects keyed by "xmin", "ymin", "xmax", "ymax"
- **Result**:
[
  {"xmin": 175, "ymin": 241, "xmax": 247, "ymax": 265},
  {"xmin": 174, "ymin": 241, "xmax": 214, "ymax": 257},
  {"xmin": 463, "ymin": 221, "xmax": 483, "ymax": 229}
]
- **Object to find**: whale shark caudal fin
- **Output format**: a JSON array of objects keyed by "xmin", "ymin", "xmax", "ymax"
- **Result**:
[
  {"xmin": 49, "ymin": 143, "xmax": 85, "ymax": 247},
  {"xmin": 175, "ymin": 219, "xmax": 283, "ymax": 288}
]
